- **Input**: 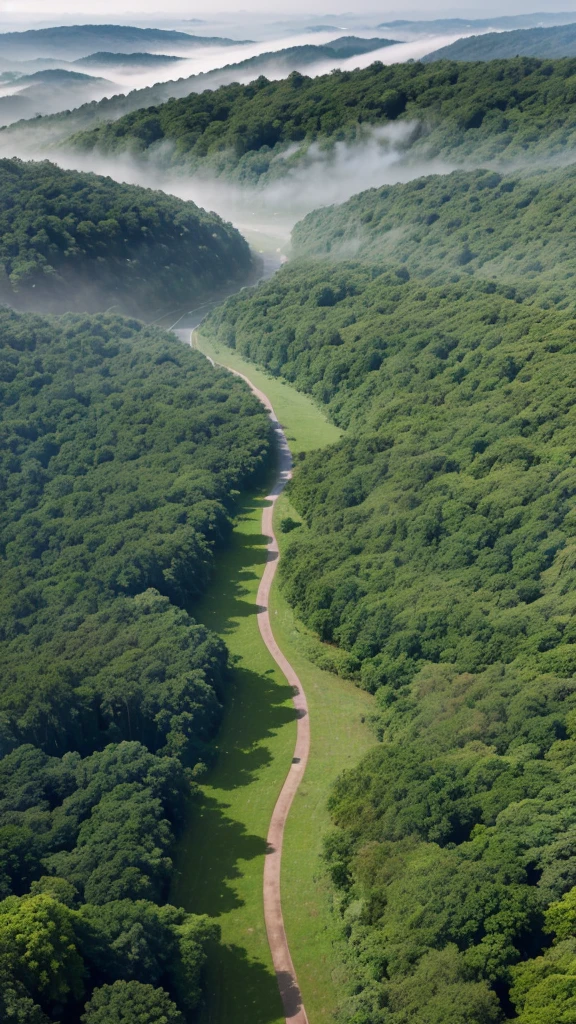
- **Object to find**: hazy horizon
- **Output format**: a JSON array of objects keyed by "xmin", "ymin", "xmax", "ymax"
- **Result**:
[{"xmin": 4, "ymin": 2, "xmax": 576, "ymax": 26}]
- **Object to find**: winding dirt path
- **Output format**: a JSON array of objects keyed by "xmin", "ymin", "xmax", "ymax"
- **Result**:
[
  {"xmin": 175, "ymin": 316, "xmax": 310, "ymax": 1020},
  {"xmin": 224, "ymin": 365, "xmax": 311, "ymax": 1024},
  {"xmin": 182, "ymin": 327, "xmax": 310, "ymax": 1022}
]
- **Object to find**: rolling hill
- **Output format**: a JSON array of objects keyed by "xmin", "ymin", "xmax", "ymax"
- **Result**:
[
  {"xmin": 378, "ymin": 12, "xmax": 576, "ymax": 32},
  {"xmin": 74, "ymin": 51, "xmax": 186, "ymax": 68},
  {"xmin": 0, "ymin": 24, "xmax": 247, "ymax": 60},
  {"xmin": 0, "ymin": 38, "xmax": 404, "ymax": 153},
  {"xmin": 424, "ymin": 21, "xmax": 576, "ymax": 60},
  {"xmin": 0, "ymin": 68, "xmax": 114, "ymax": 125},
  {"xmin": 0, "ymin": 157, "xmax": 253, "ymax": 314},
  {"xmin": 60, "ymin": 58, "xmax": 576, "ymax": 183}
]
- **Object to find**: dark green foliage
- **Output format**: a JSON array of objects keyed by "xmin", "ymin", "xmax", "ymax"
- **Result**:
[
  {"xmin": 77, "ymin": 900, "xmax": 218, "ymax": 1012},
  {"xmin": 200, "ymin": 156, "xmax": 576, "ymax": 1018},
  {"xmin": 0, "ymin": 158, "xmax": 252, "ymax": 314},
  {"xmin": 66, "ymin": 57, "xmax": 576, "ymax": 181},
  {"xmin": 0, "ymin": 307, "xmax": 269, "ymax": 1018},
  {"xmin": 0, "ymin": 309, "xmax": 270, "ymax": 759},
  {"xmin": 280, "ymin": 517, "xmax": 301, "ymax": 533},
  {"xmin": 509, "ymin": 888, "xmax": 576, "ymax": 1021}
]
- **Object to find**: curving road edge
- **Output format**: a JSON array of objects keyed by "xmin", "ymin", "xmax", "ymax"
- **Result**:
[{"xmin": 186, "ymin": 331, "xmax": 310, "ymax": 1024}]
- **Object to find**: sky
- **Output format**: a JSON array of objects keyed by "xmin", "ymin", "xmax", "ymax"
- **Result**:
[{"xmin": 5, "ymin": 1, "xmax": 576, "ymax": 20}]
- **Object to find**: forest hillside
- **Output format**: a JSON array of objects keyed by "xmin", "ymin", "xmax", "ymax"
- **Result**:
[
  {"xmin": 200, "ymin": 160, "xmax": 576, "ymax": 1023},
  {"xmin": 0, "ymin": 158, "xmax": 252, "ymax": 315},
  {"xmin": 293, "ymin": 164, "xmax": 576, "ymax": 307},
  {"xmin": 0, "ymin": 308, "xmax": 271, "ymax": 1022},
  {"xmin": 59, "ymin": 57, "xmax": 576, "ymax": 182},
  {"xmin": 0, "ymin": 38, "xmax": 399, "ymax": 151}
]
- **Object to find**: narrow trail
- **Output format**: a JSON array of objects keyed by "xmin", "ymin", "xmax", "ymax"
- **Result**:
[{"xmin": 184, "ymin": 330, "xmax": 311, "ymax": 1024}]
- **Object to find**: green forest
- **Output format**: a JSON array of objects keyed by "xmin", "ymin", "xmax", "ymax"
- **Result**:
[
  {"xmin": 0, "ymin": 37, "xmax": 393, "ymax": 150},
  {"xmin": 200, "ymin": 156, "xmax": 576, "ymax": 1021},
  {"xmin": 0, "ymin": 158, "xmax": 252, "ymax": 315},
  {"xmin": 0, "ymin": 308, "xmax": 272, "ymax": 1021},
  {"xmin": 7, "ymin": 36, "xmax": 576, "ymax": 1024},
  {"xmin": 293, "ymin": 164, "xmax": 576, "ymax": 307},
  {"xmin": 64, "ymin": 57, "xmax": 576, "ymax": 181}
]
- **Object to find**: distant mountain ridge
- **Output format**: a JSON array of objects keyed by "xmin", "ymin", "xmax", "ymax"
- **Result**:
[
  {"xmin": 0, "ymin": 36, "xmax": 399, "ymax": 146},
  {"xmin": 75, "ymin": 52, "xmax": 185, "ymax": 68},
  {"xmin": 13, "ymin": 69, "xmax": 111, "ymax": 85},
  {"xmin": 0, "ymin": 66, "xmax": 114, "ymax": 126},
  {"xmin": 423, "ymin": 21, "xmax": 576, "ymax": 61},
  {"xmin": 379, "ymin": 11, "xmax": 576, "ymax": 32},
  {"xmin": 0, "ymin": 24, "xmax": 249, "ymax": 60}
]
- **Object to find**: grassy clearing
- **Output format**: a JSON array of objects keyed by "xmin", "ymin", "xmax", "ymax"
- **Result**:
[
  {"xmin": 193, "ymin": 331, "xmax": 342, "ymax": 455},
  {"xmin": 172, "ymin": 338, "xmax": 372, "ymax": 1023},
  {"xmin": 272, "ymin": 491, "xmax": 374, "ymax": 1022},
  {"xmin": 171, "ymin": 486, "xmax": 292, "ymax": 1024}
]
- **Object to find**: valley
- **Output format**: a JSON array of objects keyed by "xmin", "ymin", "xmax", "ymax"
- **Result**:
[{"xmin": 4, "ymin": 8, "xmax": 576, "ymax": 1024}]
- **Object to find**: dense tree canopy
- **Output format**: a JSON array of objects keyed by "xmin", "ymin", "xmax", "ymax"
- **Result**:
[
  {"xmin": 293, "ymin": 164, "xmax": 576, "ymax": 308},
  {"xmin": 65, "ymin": 57, "xmax": 576, "ymax": 182},
  {"xmin": 0, "ymin": 308, "xmax": 270, "ymax": 1019},
  {"xmin": 0, "ymin": 158, "xmax": 252, "ymax": 314},
  {"xmin": 200, "ymin": 157, "xmax": 576, "ymax": 1019}
]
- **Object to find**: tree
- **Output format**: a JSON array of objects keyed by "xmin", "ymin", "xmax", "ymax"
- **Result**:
[
  {"xmin": 0, "ymin": 894, "xmax": 84, "ymax": 1004},
  {"xmin": 81, "ymin": 982, "xmax": 183, "ymax": 1024}
]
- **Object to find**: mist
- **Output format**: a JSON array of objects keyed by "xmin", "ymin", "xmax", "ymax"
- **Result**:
[
  {"xmin": 25, "ymin": 122, "xmax": 455, "ymax": 250},
  {"xmin": 31, "ymin": 30, "xmax": 471, "ymax": 96}
]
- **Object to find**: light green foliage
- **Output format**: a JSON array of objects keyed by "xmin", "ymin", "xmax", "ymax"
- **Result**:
[
  {"xmin": 0, "ymin": 893, "xmax": 84, "ymax": 1003},
  {"xmin": 81, "ymin": 981, "xmax": 184, "ymax": 1024},
  {"xmin": 0, "ymin": 158, "xmax": 251, "ymax": 314}
]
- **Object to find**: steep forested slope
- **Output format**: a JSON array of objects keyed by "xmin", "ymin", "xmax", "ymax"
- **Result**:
[
  {"xmin": 0, "ymin": 309, "xmax": 271, "ymax": 1021},
  {"xmin": 424, "ymin": 22, "xmax": 576, "ymax": 61},
  {"xmin": 293, "ymin": 164, "xmax": 576, "ymax": 307},
  {"xmin": 64, "ymin": 58, "xmax": 576, "ymax": 182},
  {"xmin": 200, "ymin": 163, "xmax": 576, "ymax": 1021},
  {"xmin": 0, "ymin": 158, "xmax": 252, "ymax": 314}
]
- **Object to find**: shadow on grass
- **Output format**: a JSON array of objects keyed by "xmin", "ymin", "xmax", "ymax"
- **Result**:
[
  {"xmin": 173, "ymin": 791, "xmax": 268, "ymax": 916},
  {"xmin": 213, "ymin": 665, "xmax": 296, "ymax": 790},
  {"xmin": 196, "ymin": 942, "xmax": 284, "ymax": 1024},
  {"xmin": 172, "ymin": 664, "xmax": 296, "ymax": 915},
  {"xmin": 188, "ymin": 500, "xmax": 274, "ymax": 636},
  {"xmin": 174, "ymin": 485, "xmax": 295, "ymax": 1022}
]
